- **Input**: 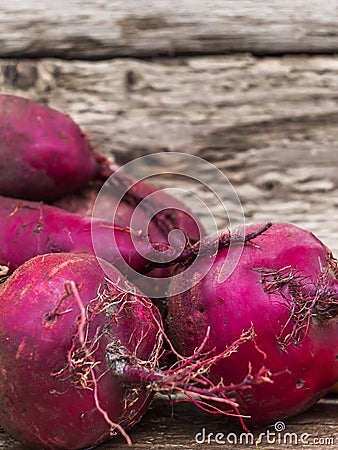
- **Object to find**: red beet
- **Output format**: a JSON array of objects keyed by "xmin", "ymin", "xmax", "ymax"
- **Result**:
[
  {"xmin": 0, "ymin": 253, "xmax": 160, "ymax": 448},
  {"xmin": 167, "ymin": 222, "xmax": 338, "ymax": 425},
  {"xmin": 0, "ymin": 94, "xmax": 204, "ymax": 291},
  {"xmin": 0, "ymin": 94, "xmax": 107, "ymax": 201},
  {"xmin": 0, "ymin": 195, "xmax": 206, "ymax": 298},
  {"xmin": 107, "ymin": 176, "xmax": 204, "ymax": 246},
  {"xmin": 0, "ymin": 194, "xmax": 168, "ymax": 276},
  {"xmin": 0, "ymin": 253, "xmax": 256, "ymax": 449}
]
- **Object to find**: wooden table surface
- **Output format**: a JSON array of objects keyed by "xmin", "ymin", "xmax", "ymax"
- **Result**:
[{"xmin": 0, "ymin": 2, "xmax": 337, "ymax": 448}]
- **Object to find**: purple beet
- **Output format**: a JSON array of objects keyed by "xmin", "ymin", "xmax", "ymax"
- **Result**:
[
  {"xmin": 167, "ymin": 222, "xmax": 338, "ymax": 426},
  {"xmin": 0, "ymin": 194, "xmax": 185, "ymax": 282},
  {"xmin": 0, "ymin": 94, "xmax": 109, "ymax": 201}
]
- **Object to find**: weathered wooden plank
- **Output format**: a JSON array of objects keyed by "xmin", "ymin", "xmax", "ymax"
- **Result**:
[
  {"xmin": 2, "ymin": 1, "xmax": 338, "ymax": 58},
  {"xmin": 101, "ymin": 396, "xmax": 338, "ymax": 449},
  {"xmin": 1, "ymin": 55, "xmax": 338, "ymax": 254}
]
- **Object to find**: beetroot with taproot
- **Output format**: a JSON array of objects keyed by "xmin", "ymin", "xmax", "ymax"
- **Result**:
[
  {"xmin": 53, "ymin": 179, "xmax": 197, "ymax": 244},
  {"xmin": 0, "ymin": 194, "xmax": 171, "ymax": 276},
  {"xmin": 0, "ymin": 94, "xmax": 204, "ymax": 278},
  {"xmin": 0, "ymin": 253, "xmax": 157, "ymax": 448},
  {"xmin": 0, "ymin": 94, "xmax": 108, "ymax": 201},
  {"xmin": 167, "ymin": 222, "xmax": 338, "ymax": 426},
  {"xmin": 0, "ymin": 253, "xmax": 262, "ymax": 449}
]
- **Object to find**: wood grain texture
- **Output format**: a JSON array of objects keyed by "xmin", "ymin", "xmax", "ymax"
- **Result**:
[
  {"xmin": 2, "ymin": 1, "xmax": 338, "ymax": 58},
  {"xmin": 1, "ymin": 54, "xmax": 338, "ymax": 253},
  {"xmin": 98, "ymin": 396, "xmax": 338, "ymax": 449}
]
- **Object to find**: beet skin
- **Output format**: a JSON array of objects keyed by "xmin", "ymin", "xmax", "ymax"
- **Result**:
[
  {"xmin": 0, "ymin": 194, "xmax": 166, "ymax": 277},
  {"xmin": 0, "ymin": 94, "xmax": 100, "ymax": 201}
]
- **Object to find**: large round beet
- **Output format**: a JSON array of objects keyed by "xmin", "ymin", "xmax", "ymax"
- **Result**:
[
  {"xmin": 167, "ymin": 222, "xmax": 338, "ymax": 426},
  {"xmin": 0, "ymin": 253, "xmax": 161, "ymax": 449}
]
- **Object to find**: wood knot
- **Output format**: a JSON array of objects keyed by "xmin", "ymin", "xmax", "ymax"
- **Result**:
[
  {"xmin": 3, "ymin": 62, "xmax": 38, "ymax": 90},
  {"xmin": 125, "ymin": 69, "xmax": 143, "ymax": 91}
]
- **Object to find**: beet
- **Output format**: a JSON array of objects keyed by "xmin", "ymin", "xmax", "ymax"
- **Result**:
[
  {"xmin": 0, "ymin": 94, "xmax": 108, "ymax": 201},
  {"xmin": 0, "ymin": 194, "xmax": 207, "ymax": 300},
  {"xmin": 55, "ymin": 178, "xmax": 204, "ymax": 244},
  {"xmin": 0, "ymin": 253, "xmax": 161, "ymax": 448},
  {"xmin": 167, "ymin": 222, "xmax": 338, "ymax": 426},
  {"xmin": 0, "ymin": 194, "xmax": 161, "ymax": 276},
  {"xmin": 54, "ymin": 174, "xmax": 205, "ymax": 251},
  {"xmin": 0, "ymin": 253, "xmax": 259, "ymax": 448},
  {"xmin": 0, "ymin": 94, "xmax": 204, "ymax": 295},
  {"xmin": 0, "ymin": 94, "xmax": 204, "ymax": 249}
]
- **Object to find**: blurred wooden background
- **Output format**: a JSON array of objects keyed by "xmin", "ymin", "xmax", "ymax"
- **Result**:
[{"xmin": 0, "ymin": 1, "xmax": 337, "ymax": 449}]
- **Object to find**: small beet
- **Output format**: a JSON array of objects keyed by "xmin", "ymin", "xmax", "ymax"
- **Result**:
[
  {"xmin": 54, "ymin": 177, "xmax": 205, "ymax": 298},
  {"xmin": 0, "ymin": 194, "xmax": 171, "ymax": 276},
  {"xmin": 0, "ymin": 94, "xmax": 103, "ymax": 201}
]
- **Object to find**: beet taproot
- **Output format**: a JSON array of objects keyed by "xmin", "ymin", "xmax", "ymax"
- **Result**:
[{"xmin": 54, "ymin": 177, "xmax": 205, "ymax": 298}]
